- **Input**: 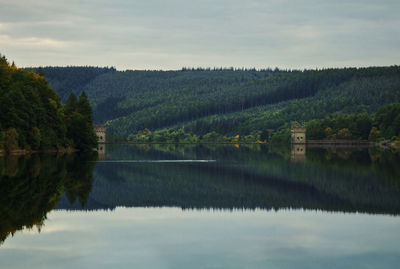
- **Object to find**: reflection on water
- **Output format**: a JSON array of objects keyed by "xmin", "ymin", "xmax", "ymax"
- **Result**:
[
  {"xmin": 96, "ymin": 160, "xmax": 216, "ymax": 163},
  {"xmin": 3, "ymin": 208, "xmax": 400, "ymax": 269},
  {"xmin": 1, "ymin": 145, "xmax": 400, "ymax": 268},
  {"xmin": 0, "ymin": 153, "xmax": 97, "ymax": 245},
  {"xmin": 56, "ymin": 144, "xmax": 400, "ymax": 214},
  {"xmin": 291, "ymin": 144, "xmax": 306, "ymax": 161}
]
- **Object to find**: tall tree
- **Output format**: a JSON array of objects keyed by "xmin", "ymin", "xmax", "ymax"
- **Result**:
[
  {"xmin": 77, "ymin": 92, "xmax": 93, "ymax": 122},
  {"xmin": 65, "ymin": 92, "xmax": 98, "ymax": 150},
  {"xmin": 0, "ymin": 54, "xmax": 97, "ymax": 151},
  {"xmin": 65, "ymin": 93, "xmax": 78, "ymax": 117}
]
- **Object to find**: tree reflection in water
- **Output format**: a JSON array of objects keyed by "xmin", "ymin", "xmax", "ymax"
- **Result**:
[
  {"xmin": 1, "ymin": 145, "xmax": 400, "ymax": 246},
  {"xmin": 61, "ymin": 145, "xmax": 400, "ymax": 214},
  {"xmin": 0, "ymin": 152, "xmax": 97, "ymax": 245}
]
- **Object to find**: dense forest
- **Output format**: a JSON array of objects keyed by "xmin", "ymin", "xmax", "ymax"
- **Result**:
[
  {"xmin": 33, "ymin": 65, "xmax": 400, "ymax": 142},
  {"xmin": 0, "ymin": 55, "xmax": 97, "ymax": 152},
  {"xmin": 269, "ymin": 103, "xmax": 400, "ymax": 144}
]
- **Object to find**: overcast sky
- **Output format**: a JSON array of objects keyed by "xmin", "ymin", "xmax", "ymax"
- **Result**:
[{"xmin": 0, "ymin": 0, "xmax": 399, "ymax": 70}]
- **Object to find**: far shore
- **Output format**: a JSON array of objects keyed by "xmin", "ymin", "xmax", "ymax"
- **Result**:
[
  {"xmin": 102, "ymin": 140, "xmax": 396, "ymax": 147},
  {"xmin": 1, "ymin": 139, "xmax": 398, "ymax": 156}
]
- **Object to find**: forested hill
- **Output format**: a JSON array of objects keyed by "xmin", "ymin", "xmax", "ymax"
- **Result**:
[
  {"xmin": 25, "ymin": 66, "xmax": 116, "ymax": 102},
  {"xmin": 0, "ymin": 55, "xmax": 98, "ymax": 151},
  {"xmin": 35, "ymin": 66, "xmax": 400, "ymax": 141}
]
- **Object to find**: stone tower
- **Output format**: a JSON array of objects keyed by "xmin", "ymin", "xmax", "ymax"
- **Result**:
[
  {"xmin": 94, "ymin": 125, "xmax": 106, "ymax": 143},
  {"xmin": 291, "ymin": 126, "xmax": 306, "ymax": 144}
]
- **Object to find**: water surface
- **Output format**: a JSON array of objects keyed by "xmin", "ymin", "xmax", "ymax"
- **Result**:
[{"xmin": 1, "ymin": 145, "xmax": 400, "ymax": 268}]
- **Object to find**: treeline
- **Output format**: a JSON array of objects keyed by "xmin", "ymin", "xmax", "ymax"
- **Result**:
[
  {"xmin": 127, "ymin": 102, "xmax": 400, "ymax": 144},
  {"xmin": 0, "ymin": 55, "xmax": 97, "ymax": 152},
  {"xmin": 172, "ymin": 74, "xmax": 400, "ymax": 137},
  {"xmin": 35, "ymin": 65, "xmax": 400, "ymax": 141},
  {"xmin": 107, "ymin": 67, "xmax": 400, "ymax": 137},
  {"xmin": 127, "ymin": 128, "xmax": 265, "ymax": 143},
  {"xmin": 267, "ymin": 103, "xmax": 400, "ymax": 143},
  {"xmin": 307, "ymin": 103, "xmax": 400, "ymax": 141},
  {"xmin": 26, "ymin": 66, "xmax": 115, "ymax": 102}
]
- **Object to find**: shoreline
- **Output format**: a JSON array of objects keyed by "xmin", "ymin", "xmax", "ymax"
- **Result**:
[
  {"xmin": 306, "ymin": 140, "xmax": 371, "ymax": 145},
  {"xmin": 1, "ymin": 140, "xmax": 398, "ymax": 156},
  {"xmin": 103, "ymin": 140, "xmax": 400, "ymax": 149},
  {"xmin": 0, "ymin": 147, "xmax": 79, "ymax": 156},
  {"xmin": 103, "ymin": 140, "xmax": 384, "ymax": 147},
  {"xmin": 104, "ymin": 140, "xmax": 373, "ymax": 145},
  {"xmin": 103, "ymin": 142, "xmax": 267, "ymax": 145}
]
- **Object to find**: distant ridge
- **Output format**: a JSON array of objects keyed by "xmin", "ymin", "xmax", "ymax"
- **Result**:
[{"xmin": 34, "ymin": 66, "xmax": 400, "ymax": 140}]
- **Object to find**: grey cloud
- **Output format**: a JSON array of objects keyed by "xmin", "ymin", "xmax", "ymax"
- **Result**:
[{"xmin": 0, "ymin": 0, "xmax": 399, "ymax": 69}]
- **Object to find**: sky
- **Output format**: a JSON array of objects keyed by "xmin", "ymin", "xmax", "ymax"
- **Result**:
[{"xmin": 0, "ymin": 0, "xmax": 399, "ymax": 70}]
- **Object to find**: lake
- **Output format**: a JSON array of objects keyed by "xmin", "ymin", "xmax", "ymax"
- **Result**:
[{"xmin": 1, "ymin": 144, "xmax": 400, "ymax": 268}]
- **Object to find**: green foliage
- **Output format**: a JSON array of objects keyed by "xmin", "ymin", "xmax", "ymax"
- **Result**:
[
  {"xmin": 375, "ymin": 103, "xmax": 400, "ymax": 139},
  {"xmin": 65, "ymin": 92, "xmax": 98, "ymax": 150},
  {"xmin": 65, "ymin": 93, "xmax": 78, "ymax": 116},
  {"xmin": 306, "ymin": 104, "xmax": 400, "ymax": 142},
  {"xmin": 0, "ymin": 54, "xmax": 97, "ymax": 151},
  {"xmin": 270, "ymin": 128, "xmax": 291, "ymax": 143},
  {"xmin": 368, "ymin": 127, "xmax": 381, "ymax": 142},
  {"xmin": 307, "ymin": 113, "xmax": 373, "ymax": 140},
  {"xmin": 337, "ymin": 128, "xmax": 352, "ymax": 140},
  {"xmin": 201, "ymin": 131, "xmax": 227, "ymax": 142},
  {"xmin": 77, "ymin": 92, "xmax": 93, "ymax": 122},
  {"xmin": 37, "ymin": 65, "xmax": 400, "ymax": 140},
  {"xmin": 29, "ymin": 127, "xmax": 41, "ymax": 150},
  {"xmin": 127, "ymin": 128, "xmax": 263, "ymax": 143},
  {"xmin": 26, "ymin": 64, "xmax": 400, "ymax": 142},
  {"xmin": 25, "ymin": 66, "xmax": 115, "ymax": 102},
  {"xmin": 4, "ymin": 128, "xmax": 19, "ymax": 152},
  {"xmin": 0, "ymin": 54, "xmax": 66, "ymax": 149}
]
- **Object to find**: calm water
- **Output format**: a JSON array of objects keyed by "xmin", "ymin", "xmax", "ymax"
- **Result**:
[{"xmin": 1, "ymin": 144, "xmax": 400, "ymax": 268}]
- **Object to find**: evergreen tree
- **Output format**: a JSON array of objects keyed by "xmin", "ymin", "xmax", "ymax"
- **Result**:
[
  {"xmin": 77, "ymin": 92, "xmax": 93, "ymax": 122},
  {"xmin": 65, "ymin": 93, "xmax": 78, "ymax": 117},
  {"xmin": 64, "ymin": 92, "xmax": 98, "ymax": 150},
  {"xmin": 37, "ymin": 67, "xmax": 44, "ymax": 77}
]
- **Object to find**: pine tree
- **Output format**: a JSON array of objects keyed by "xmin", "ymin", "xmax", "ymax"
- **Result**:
[
  {"xmin": 65, "ymin": 93, "xmax": 78, "ymax": 117},
  {"xmin": 67, "ymin": 92, "xmax": 98, "ymax": 150},
  {"xmin": 77, "ymin": 92, "xmax": 93, "ymax": 122},
  {"xmin": 37, "ymin": 67, "xmax": 44, "ymax": 77}
]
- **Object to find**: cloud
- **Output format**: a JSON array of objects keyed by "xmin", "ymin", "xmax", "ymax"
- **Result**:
[
  {"xmin": 0, "ymin": 34, "xmax": 70, "ymax": 49},
  {"xmin": 0, "ymin": 0, "xmax": 399, "ymax": 69}
]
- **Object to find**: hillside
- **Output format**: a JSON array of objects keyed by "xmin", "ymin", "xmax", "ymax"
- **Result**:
[
  {"xmin": 0, "ymin": 55, "xmax": 97, "ymax": 151},
  {"xmin": 36, "ymin": 66, "xmax": 400, "ymax": 141}
]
